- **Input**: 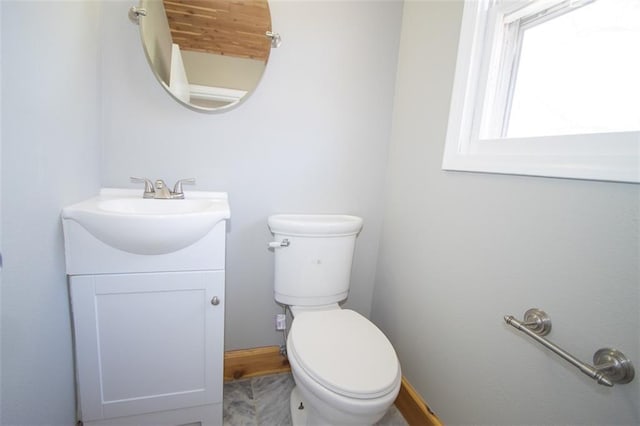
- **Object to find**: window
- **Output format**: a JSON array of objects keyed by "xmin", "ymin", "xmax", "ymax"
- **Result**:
[{"xmin": 442, "ymin": 0, "xmax": 640, "ymax": 183}]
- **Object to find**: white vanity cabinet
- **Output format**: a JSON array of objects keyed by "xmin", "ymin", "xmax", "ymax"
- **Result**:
[
  {"xmin": 69, "ymin": 272, "xmax": 224, "ymax": 424},
  {"xmin": 62, "ymin": 189, "xmax": 230, "ymax": 426}
]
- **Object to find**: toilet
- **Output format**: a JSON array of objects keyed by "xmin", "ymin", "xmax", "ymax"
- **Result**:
[{"xmin": 268, "ymin": 214, "xmax": 401, "ymax": 425}]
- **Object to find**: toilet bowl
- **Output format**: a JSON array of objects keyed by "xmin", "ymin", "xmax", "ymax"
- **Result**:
[
  {"xmin": 268, "ymin": 214, "xmax": 401, "ymax": 425},
  {"xmin": 287, "ymin": 307, "xmax": 401, "ymax": 425}
]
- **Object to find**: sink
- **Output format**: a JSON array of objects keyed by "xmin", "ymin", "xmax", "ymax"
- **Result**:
[
  {"xmin": 62, "ymin": 188, "xmax": 230, "ymax": 255},
  {"xmin": 98, "ymin": 198, "xmax": 216, "ymax": 215}
]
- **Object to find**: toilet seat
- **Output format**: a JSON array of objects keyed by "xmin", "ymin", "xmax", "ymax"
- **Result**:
[{"xmin": 288, "ymin": 309, "xmax": 400, "ymax": 400}]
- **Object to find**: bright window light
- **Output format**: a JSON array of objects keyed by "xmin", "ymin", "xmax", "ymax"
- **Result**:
[
  {"xmin": 442, "ymin": 0, "xmax": 640, "ymax": 183},
  {"xmin": 506, "ymin": 0, "xmax": 640, "ymax": 138}
]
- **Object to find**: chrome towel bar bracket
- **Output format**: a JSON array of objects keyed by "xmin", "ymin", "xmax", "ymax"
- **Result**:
[{"xmin": 504, "ymin": 308, "xmax": 635, "ymax": 387}]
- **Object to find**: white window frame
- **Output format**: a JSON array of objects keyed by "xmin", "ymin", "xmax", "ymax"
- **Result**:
[{"xmin": 442, "ymin": 0, "xmax": 640, "ymax": 183}]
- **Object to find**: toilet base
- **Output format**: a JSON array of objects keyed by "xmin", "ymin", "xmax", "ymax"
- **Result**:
[
  {"xmin": 290, "ymin": 386, "xmax": 307, "ymax": 426},
  {"xmin": 289, "ymin": 384, "xmax": 389, "ymax": 426},
  {"xmin": 290, "ymin": 386, "xmax": 330, "ymax": 426}
]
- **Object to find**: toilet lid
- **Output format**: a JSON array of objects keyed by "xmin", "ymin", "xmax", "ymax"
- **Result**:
[{"xmin": 288, "ymin": 309, "xmax": 400, "ymax": 399}]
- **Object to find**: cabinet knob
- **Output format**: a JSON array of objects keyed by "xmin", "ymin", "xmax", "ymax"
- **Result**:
[{"xmin": 211, "ymin": 296, "xmax": 220, "ymax": 306}]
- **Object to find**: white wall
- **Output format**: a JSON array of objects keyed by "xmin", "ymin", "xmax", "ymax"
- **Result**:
[
  {"xmin": 99, "ymin": 1, "xmax": 403, "ymax": 350},
  {"xmin": 0, "ymin": 1, "xmax": 3, "ymax": 418},
  {"xmin": 0, "ymin": 2, "xmax": 402, "ymax": 423},
  {"xmin": 4, "ymin": 1, "xmax": 635, "ymax": 425},
  {"xmin": 1, "ymin": 2, "xmax": 102, "ymax": 424},
  {"xmin": 181, "ymin": 51, "xmax": 265, "ymax": 91},
  {"xmin": 371, "ymin": 1, "xmax": 640, "ymax": 425}
]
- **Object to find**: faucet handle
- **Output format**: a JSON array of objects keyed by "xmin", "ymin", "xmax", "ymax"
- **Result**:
[
  {"xmin": 130, "ymin": 176, "xmax": 155, "ymax": 198},
  {"xmin": 173, "ymin": 178, "xmax": 196, "ymax": 196}
]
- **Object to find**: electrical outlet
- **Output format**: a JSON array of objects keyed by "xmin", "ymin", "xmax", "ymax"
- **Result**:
[{"xmin": 276, "ymin": 313, "xmax": 286, "ymax": 330}]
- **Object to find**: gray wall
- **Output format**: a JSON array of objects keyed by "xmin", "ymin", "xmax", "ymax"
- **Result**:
[
  {"xmin": 371, "ymin": 1, "xmax": 640, "ymax": 425},
  {"xmin": 99, "ymin": 1, "xmax": 403, "ymax": 350},
  {"xmin": 1, "ymin": 2, "xmax": 102, "ymax": 424},
  {"xmin": 0, "ymin": 1, "xmax": 3, "ymax": 417},
  {"xmin": 2, "ymin": 1, "xmax": 638, "ymax": 425},
  {"xmin": 0, "ymin": 2, "xmax": 402, "ymax": 423}
]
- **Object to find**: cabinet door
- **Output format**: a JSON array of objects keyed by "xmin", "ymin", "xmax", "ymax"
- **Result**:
[{"xmin": 70, "ymin": 271, "xmax": 224, "ymax": 421}]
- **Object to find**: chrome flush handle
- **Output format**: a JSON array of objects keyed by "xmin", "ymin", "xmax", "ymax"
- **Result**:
[{"xmin": 268, "ymin": 239, "xmax": 290, "ymax": 248}]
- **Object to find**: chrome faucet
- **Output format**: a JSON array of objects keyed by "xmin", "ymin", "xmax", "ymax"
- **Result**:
[
  {"xmin": 130, "ymin": 177, "xmax": 195, "ymax": 199},
  {"xmin": 153, "ymin": 179, "xmax": 172, "ymax": 199}
]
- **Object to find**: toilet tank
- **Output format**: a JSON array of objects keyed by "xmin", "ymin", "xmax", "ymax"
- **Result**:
[{"xmin": 268, "ymin": 214, "xmax": 363, "ymax": 306}]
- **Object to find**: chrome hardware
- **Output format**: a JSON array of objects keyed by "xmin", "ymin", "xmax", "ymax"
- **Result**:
[
  {"xmin": 172, "ymin": 178, "xmax": 196, "ymax": 199},
  {"xmin": 211, "ymin": 296, "xmax": 220, "ymax": 306},
  {"xmin": 154, "ymin": 179, "xmax": 172, "ymax": 199},
  {"xmin": 265, "ymin": 31, "xmax": 282, "ymax": 48},
  {"xmin": 504, "ymin": 309, "xmax": 635, "ymax": 387},
  {"xmin": 521, "ymin": 308, "xmax": 552, "ymax": 336},
  {"xmin": 128, "ymin": 6, "xmax": 146, "ymax": 25},
  {"xmin": 131, "ymin": 176, "xmax": 197, "ymax": 199},
  {"xmin": 593, "ymin": 348, "xmax": 635, "ymax": 384},
  {"xmin": 130, "ymin": 176, "xmax": 155, "ymax": 198},
  {"xmin": 268, "ymin": 239, "xmax": 290, "ymax": 248}
]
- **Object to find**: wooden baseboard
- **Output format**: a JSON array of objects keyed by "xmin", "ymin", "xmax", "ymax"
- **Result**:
[
  {"xmin": 395, "ymin": 376, "xmax": 443, "ymax": 426},
  {"xmin": 223, "ymin": 346, "xmax": 442, "ymax": 425},
  {"xmin": 224, "ymin": 345, "xmax": 290, "ymax": 381}
]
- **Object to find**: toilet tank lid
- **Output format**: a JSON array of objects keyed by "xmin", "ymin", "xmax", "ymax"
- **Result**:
[{"xmin": 268, "ymin": 214, "xmax": 363, "ymax": 237}]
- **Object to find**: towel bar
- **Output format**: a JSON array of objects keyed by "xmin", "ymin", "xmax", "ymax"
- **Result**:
[{"xmin": 504, "ymin": 309, "xmax": 634, "ymax": 387}]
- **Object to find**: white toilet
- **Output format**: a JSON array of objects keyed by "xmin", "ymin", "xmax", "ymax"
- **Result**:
[{"xmin": 268, "ymin": 214, "xmax": 401, "ymax": 426}]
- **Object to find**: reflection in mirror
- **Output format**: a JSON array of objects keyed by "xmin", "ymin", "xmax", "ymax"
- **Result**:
[{"xmin": 136, "ymin": 0, "xmax": 273, "ymax": 112}]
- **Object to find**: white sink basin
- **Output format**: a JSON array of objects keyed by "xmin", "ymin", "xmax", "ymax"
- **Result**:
[
  {"xmin": 62, "ymin": 188, "xmax": 230, "ymax": 255},
  {"xmin": 98, "ymin": 198, "xmax": 216, "ymax": 215}
]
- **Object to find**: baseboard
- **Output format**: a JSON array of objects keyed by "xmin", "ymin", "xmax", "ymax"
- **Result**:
[
  {"xmin": 395, "ymin": 376, "xmax": 443, "ymax": 426},
  {"xmin": 224, "ymin": 345, "xmax": 290, "ymax": 381},
  {"xmin": 224, "ymin": 346, "xmax": 443, "ymax": 425}
]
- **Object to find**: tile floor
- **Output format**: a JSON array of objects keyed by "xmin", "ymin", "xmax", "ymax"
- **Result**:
[{"xmin": 223, "ymin": 372, "xmax": 408, "ymax": 426}]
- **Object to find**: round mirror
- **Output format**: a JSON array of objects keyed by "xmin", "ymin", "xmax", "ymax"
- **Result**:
[{"xmin": 132, "ymin": 0, "xmax": 274, "ymax": 112}]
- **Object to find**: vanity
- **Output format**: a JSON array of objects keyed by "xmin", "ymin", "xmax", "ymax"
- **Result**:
[
  {"xmin": 60, "ymin": 0, "xmax": 277, "ymax": 422},
  {"xmin": 62, "ymin": 187, "xmax": 230, "ymax": 426}
]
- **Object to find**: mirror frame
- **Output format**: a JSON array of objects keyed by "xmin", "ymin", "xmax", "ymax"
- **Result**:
[{"xmin": 131, "ymin": 0, "xmax": 276, "ymax": 113}]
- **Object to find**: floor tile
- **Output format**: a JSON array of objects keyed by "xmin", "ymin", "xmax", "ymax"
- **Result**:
[
  {"xmin": 253, "ymin": 373, "xmax": 295, "ymax": 425},
  {"xmin": 223, "ymin": 379, "xmax": 257, "ymax": 426},
  {"xmin": 223, "ymin": 373, "xmax": 408, "ymax": 426}
]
